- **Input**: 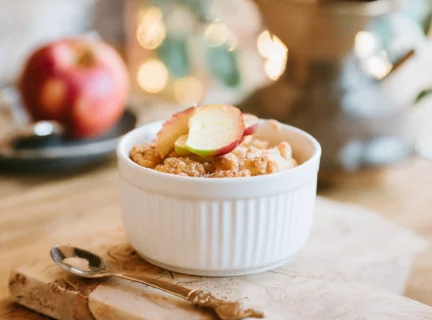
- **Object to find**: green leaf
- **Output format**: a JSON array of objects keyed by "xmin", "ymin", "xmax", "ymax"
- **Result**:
[
  {"xmin": 157, "ymin": 36, "xmax": 190, "ymax": 79},
  {"xmin": 205, "ymin": 45, "xmax": 241, "ymax": 88},
  {"xmin": 415, "ymin": 88, "xmax": 432, "ymax": 103}
]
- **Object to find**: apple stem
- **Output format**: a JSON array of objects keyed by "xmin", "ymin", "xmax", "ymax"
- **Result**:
[{"xmin": 76, "ymin": 50, "xmax": 94, "ymax": 68}]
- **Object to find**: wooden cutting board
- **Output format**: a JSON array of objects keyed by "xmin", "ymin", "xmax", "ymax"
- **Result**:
[{"xmin": 7, "ymin": 198, "xmax": 431, "ymax": 320}]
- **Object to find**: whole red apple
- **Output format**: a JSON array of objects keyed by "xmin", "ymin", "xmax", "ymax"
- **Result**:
[{"xmin": 19, "ymin": 37, "xmax": 129, "ymax": 139}]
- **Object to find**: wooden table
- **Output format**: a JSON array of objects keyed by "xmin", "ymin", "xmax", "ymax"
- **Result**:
[
  {"xmin": 0, "ymin": 126, "xmax": 432, "ymax": 317},
  {"xmin": 320, "ymin": 157, "xmax": 432, "ymax": 305}
]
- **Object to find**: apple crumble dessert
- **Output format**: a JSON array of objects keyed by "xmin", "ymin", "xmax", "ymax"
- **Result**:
[
  {"xmin": 130, "ymin": 105, "xmax": 297, "ymax": 178},
  {"xmin": 131, "ymin": 136, "xmax": 297, "ymax": 178}
]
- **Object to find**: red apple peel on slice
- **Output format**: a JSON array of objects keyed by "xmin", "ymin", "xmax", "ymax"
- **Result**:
[
  {"xmin": 243, "ymin": 114, "xmax": 259, "ymax": 136},
  {"xmin": 156, "ymin": 107, "xmax": 196, "ymax": 158}
]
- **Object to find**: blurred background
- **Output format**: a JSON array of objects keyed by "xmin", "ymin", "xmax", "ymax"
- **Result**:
[{"xmin": 1, "ymin": 0, "xmax": 432, "ymax": 175}]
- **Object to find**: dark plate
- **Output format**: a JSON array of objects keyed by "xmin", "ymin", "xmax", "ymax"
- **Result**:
[{"xmin": 0, "ymin": 109, "xmax": 137, "ymax": 174}]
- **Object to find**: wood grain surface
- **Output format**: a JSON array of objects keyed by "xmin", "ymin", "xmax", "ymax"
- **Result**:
[{"xmin": 320, "ymin": 157, "xmax": 432, "ymax": 305}]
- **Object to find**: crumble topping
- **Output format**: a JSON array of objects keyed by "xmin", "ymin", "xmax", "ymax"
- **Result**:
[
  {"xmin": 130, "ymin": 136, "xmax": 297, "ymax": 178},
  {"xmin": 130, "ymin": 142, "xmax": 162, "ymax": 169}
]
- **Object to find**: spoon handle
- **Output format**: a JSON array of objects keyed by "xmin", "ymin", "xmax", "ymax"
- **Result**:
[
  {"xmin": 113, "ymin": 272, "xmax": 191, "ymax": 299},
  {"xmin": 112, "ymin": 272, "xmax": 265, "ymax": 320}
]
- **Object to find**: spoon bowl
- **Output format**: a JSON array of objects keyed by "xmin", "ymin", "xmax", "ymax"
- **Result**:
[{"xmin": 50, "ymin": 245, "xmax": 109, "ymax": 278}]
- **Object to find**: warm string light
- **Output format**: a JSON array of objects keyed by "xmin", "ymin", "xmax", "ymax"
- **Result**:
[
  {"xmin": 136, "ymin": 6, "xmax": 166, "ymax": 50},
  {"xmin": 137, "ymin": 59, "xmax": 169, "ymax": 93},
  {"xmin": 257, "ymin": 30, "xmax": 288, "ymax": 81},
  {"xmin": 204, "ymin": 21, "xmax": 236, "ymax": 50},
  {"xmin": 135, "ymin": 9, "xmax": 243, "ymax": 97},
  {"xmin": 363, "ymin": 56, "xmax": 392, "ymax": 79},
  {"xmin": 135, "ymin": 7, "xmax": 169, "ymax": 94},
  {"xmin": 355, "ymin": 31, "xmax": 379, "ymax": 58},
  {"xmin": 204, "ymin": 22, "xmax": 230, "ymax": 47},
  {"xmin": 355, "ymin": 31, "xmax": 392, "ymax": 80},
  {"xmin": 174, "ymin": 77, "xmax": 204, "ymax": 104}
]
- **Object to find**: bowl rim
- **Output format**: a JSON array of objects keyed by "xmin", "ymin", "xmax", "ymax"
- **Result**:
[{"xmin": 117, "ymin": 119, "xmax": 321, "ymax": 185}]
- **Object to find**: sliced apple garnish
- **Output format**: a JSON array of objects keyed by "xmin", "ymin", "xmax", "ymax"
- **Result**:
[
  {"xmin": 243, "ymin": 113, "xmax": 259, "ymax": 136},
  {"xmin": 174, "ymin": 134, "xmax": 193, "ymax": 156},
  {"xmin": 186, "ymin": 104, "xmax": 244, "ymax": 157},
  {"xmin": 156, "ymin": 107, "xmax": 196, "ymax": 158}
]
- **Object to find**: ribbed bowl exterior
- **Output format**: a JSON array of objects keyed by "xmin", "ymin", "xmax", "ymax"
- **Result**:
[{"xmin": 117, "ymin": 120, "xmax": 321, "ymax": 276}]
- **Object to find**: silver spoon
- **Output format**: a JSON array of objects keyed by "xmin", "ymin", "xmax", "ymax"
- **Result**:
[
  {"xmin": 0, "ymin": 121, "xmax": 64, "ymax": 154},
  {"xmin": 50, "ymin": 245, "xmax": 265, "ymax": 320},
  {"xmin": 0, "ymin": 86, "xmax": 65, "ymax": 154}
]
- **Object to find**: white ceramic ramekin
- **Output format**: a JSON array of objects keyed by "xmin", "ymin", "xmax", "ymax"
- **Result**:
[{"xmin": 117, "ymin": 119, "xmax": 321, "ymax": 276}]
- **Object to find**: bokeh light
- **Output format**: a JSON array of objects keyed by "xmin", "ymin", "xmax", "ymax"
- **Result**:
[
  {"xmin": 355, "ymin": 31, "xmax": 379, "ymax": 58},
  {"xmin": 227, "ymin": 36, "xmax": 237, "ymax": 51},
  {"xmin": 264, "ymin": 57, "xmax": 288, "ymax": 81},
  {"xmin": 364, "ymin": 56, "xmax": 392, "ymax": 79},
  {"xmin": 355, "ymin": 31, "xmax": 392, "ymax": 80},
  {"xmin": 174, "ymin": 77, "xmax": 204, "ymax": 104},
  {"xmin": 137, "ymin": 59, "xmax": 169, "ymax": 93},
  {"xmin": 204, "ymin": 21, "xmax": 231, "ymax": 47},
  {"xmin": 257, "ymin": 30, "xmax": 287, "ymax": 60},
  {"xmin": 257, "ymin": 30, "xmax": 288, "ymax": 81},
  {"xmin": 137, "ymin": 7, "xmax": 166, "ymax": 50},
  {"xmin": 138, "ymin": 6, "xmax": 162, "ymax": 26}
]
